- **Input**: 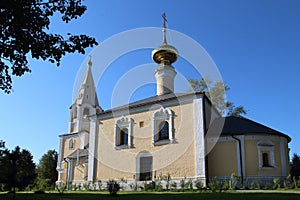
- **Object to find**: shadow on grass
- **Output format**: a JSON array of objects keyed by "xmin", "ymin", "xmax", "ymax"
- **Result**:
[{"xmin": 0, "ymin": 192, "xmax": 300, "ymax": 200}]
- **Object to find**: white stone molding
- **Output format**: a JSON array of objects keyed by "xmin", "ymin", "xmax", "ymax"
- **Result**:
[
  {"xmin": 152, "ymin": 107, "xmax": 174, "ymax": 145},
  {"xmin": 57, "ymin": 136, "xmax": 64, "ymax": 168},
  {"xmin": 115, "ymin": 115, "xmax": 133, "ymax": 148},
  {"xmin": 88, "ymin": 116, "xmax": 98, "ymax": 182},
  {"xmin": 193, "ymin": 98, "xmax": 206, "ymax": 186},
  {"xmin": 76, "ymin": 105, "xmax": 82, "ymax": 132},
  {"xmin": 257, "ymin": 139, "xmax": 275, "ymax": 169}
]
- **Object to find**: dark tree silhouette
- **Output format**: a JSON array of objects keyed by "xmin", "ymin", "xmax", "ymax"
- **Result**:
[
  {"xmin": 0, "ymin": 0, "xmax": 98, "ymax": 93},
  {"xmin": 0, "ymin": 146, "xmax": 36, "ymax": 195},
  {"xmin": 291, "ymin": 153, "xmax": 300, "ymax": 180},
  {"xmin": 36, "ymin": 150, "xmax": 58, "ymax": 190}
]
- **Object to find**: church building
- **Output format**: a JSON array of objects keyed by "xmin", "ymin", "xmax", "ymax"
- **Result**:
[{"xmin": 56, "ymin": 18, "xmax": 291, "ymax": 188}]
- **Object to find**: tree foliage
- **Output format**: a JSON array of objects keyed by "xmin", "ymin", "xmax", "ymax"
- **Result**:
[
  {"xmin": 291, "ymin": 153, "xmax": 300, "ymax": 180},
  {"xmin": 36, "ymin": 150, "xmax": 58, "ymax": 190},
  {"xmin": 188, "ymin": 77, "xmax": 247, "ymax": 117},
  {"xmin": 0, "ymin": 0, "xmax": 98, "ymax": 93},
  {"xmin": 0, "ymin": 146, "xmax": 36, "ymax": 191}
]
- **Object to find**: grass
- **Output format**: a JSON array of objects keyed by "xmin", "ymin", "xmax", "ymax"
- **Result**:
[{"xmin": 0, "ymin": 191, "xmax": 300, "ymax": 200}]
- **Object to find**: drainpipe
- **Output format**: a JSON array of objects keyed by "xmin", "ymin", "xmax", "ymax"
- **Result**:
[{"xmin": 231, "ymin": 135, "xmax": 244, "ymax": 185}]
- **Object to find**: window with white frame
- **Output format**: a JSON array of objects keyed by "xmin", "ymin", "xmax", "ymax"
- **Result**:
[
  {"xmin": 257, "ymin": 140, "xmax": 275, "ymax": 168},
  {"xmin": 153, "ymin": 107, "xmax": 174, "ymax": 145},
  {"xmin": 69, "ymin": 139, "xmax": 75, "ymax": 150},
  {"xmin": 115, "ymin": 116, "xmax": 133, "ymax": 149}
]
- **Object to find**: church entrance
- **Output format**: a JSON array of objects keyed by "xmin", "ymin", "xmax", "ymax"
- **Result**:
[{"xmin": 136, "ymin": 151, "xmax": 153, "ymax": 181}]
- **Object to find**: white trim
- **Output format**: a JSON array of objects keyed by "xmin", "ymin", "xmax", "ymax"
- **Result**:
[
  {"xmin": 115, "ymin": 116, "xmax": 133, "ymax": 148},
  {"xmin": 152, "ymin": 107, "xmax": 174, "ymax": 145},
  {"xmin": 193, "ymin": 98, "xmax": 206, "ymax": 186},
  {"xmin": 57, "ymin": 137, "xmax": 64, "ymax": 167},
  {"xmin": 78, "ymin": 131, "xmax": 88, "ymax": 149},
  {"xmin": 97, "ymin": 93, "xmax": 201, "ymax": 121},
  {"xmin": 76, "ymin": 105, "xmax": 82, "ymax": 131},
  {"xmin": 257, "ymin": 140, "xmax": 275, "ymax": 169},
  {"xmin": 88, "ymin": 116, "xmax": 98, "ymax": 182},
  {"xmin": 245, "ymin": 135, "xmax": 282, "ymax": 141}
]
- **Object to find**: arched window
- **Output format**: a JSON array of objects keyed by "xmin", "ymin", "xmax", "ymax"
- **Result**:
[
  {"xmin": 115, "ymin": 116, "xmax": 133, "ymax": 149},
  {"xmin": 118, "ymin": 128, "xmax": 128, "ymax": 146},
  {"xmin": 158, "ymin": 121, "xmax": 169, "ymax": 141},
  {"xmin": 69, "ymin": 139, "xmax": 75, "ymax": 150},
  {"xmin": 152, "ymin": 107, "xmax": 174, "ymax": 145},
  {"xmin": 262, "ymin": 153, "xmax": 270, "ymax": 167}
]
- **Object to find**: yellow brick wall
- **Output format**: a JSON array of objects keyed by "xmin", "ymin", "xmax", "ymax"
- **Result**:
[
  {"xmin": 96, "ymin": 102, "xmax": 197, "ymax": 180},
  {"xmin": 207, "ymin": 140, "xmax": 238, "ymax": 177}
]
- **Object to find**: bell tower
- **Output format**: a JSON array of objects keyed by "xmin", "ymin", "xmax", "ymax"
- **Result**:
[
  {"xmin": 152, "ymin": 13, "xmax": 178, "ymax": 95},
  {"xmin": 68, "ymin": 56, "xmax": 102, "ymax": 133}
]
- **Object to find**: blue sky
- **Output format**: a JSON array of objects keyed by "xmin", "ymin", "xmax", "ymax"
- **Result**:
[{"xmin": 0, "ymin": 0, "xmax": 300, "ymax": 163}]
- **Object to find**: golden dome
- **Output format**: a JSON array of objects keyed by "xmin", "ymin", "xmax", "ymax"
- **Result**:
[{"xmin": 152, "ymin": 44, "xmax": 178, "ymax": 64}]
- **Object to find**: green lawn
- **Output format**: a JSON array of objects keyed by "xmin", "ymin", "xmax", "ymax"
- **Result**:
[{"xmin": 1, "ymin": 191, "xmax": 300, "ymax": 200}]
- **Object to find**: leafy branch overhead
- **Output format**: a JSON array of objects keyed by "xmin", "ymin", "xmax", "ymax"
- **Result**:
[
  {"xmin": 0, "ymin": 0, "xmax": 98, "ymax": 93},
  {"xmin": 188, "ymin": 77, "xmax": 247, "ymax": 117}
]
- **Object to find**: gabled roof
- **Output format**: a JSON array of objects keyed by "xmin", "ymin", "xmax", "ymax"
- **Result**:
[
  {"xmin": 99, "ymin": 92, "xmax": 204, "ymax": 115},
  {"xmin": 207, "ymin": 116, "xmax": 291, "ymax": 142}
]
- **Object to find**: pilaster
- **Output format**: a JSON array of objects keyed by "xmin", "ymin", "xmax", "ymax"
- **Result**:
[{"xmin": 88, "ymin": 116, "xmax": 98, "ymax": 182}]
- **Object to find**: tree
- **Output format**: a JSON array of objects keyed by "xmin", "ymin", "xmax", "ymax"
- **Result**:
[
  {"xmin": 0, "ymin": 0, "xmax": 98, "ymax": 93},
  {"xmin": 36, "ymin": 150, "xmax": 58, "ymax": 190},
  {"xmin": 188, "ymin": 77, "xmax": 247, "ymax": 116},
  {"xmin": 291, "ymin": 153, "xmax": 300, "ymax": 180},
  {"xmin": 0, "ymin": 146, "xmax": 36, "ymax": 193},
  {"xmin": 0, "ymin": 140, "xmax": 5, "ymax": 148}
]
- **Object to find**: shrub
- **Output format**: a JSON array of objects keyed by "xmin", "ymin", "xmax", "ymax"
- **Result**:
[
  {"xmin": 129, "ymin": 182, "xmax": 138, "ymax": 191},
  {"xmin": 208, "ymin": 177, "xmax": 221, "ymax": 192},
  {"xmin": 180, "ymin": 177, "xmax": 186, "ymax": 191},
  {"xmin": 83, "ymin": 182, "xmax": 90, "ymax": 190},
  {"xmin": 165, "ymin": 173, "xmax": 171, "ymax": 191},
  {"xmin": 186, "ymin": 179, "xmax": 193, "ymax": 191},
  {"xmin": 264, "ymin": 181, "xmax": 274, "ymax": 190},
  {"xmin": 156, "ymin": 181, "xmax": 163, "ymax": 192},
  {"xmin": 195, "ymin": 180, "xmax": 204, "ymax": 191},
  {"xmin": 230, "ymin": 173, "xmax": 240, "ymax": 189},
  {"xmin": 171, "ymin": 181, "xmax": 177, "ymax": 191},
  {"xmin": 107, "ymin": 180, "xmax": 120, "ymax": 196},
  {"xmin": 36, "ymin": 178, "xmax": 53, "ymax": 191},
  {"xmin": 273, "ymin": 178, "xmax": 280, "ymax": 189},
  {"xmin": 222, "ymin": 179, "xmax": 230, "ymax": 191},
  {"xmin": 97, "ymin": 180, "xmax": 103, "ymax": 191},
  {"xmin": 56, "ymin": 182, "xmax": 66, "ymax": 194},
  {"xmin": 283, "ymin": 175, "xmax": 294, "ymax": 189}
]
